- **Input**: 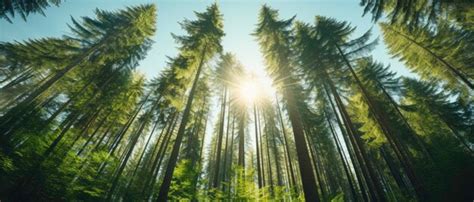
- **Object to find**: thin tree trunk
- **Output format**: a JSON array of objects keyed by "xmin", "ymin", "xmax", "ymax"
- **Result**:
[
  {"xmin": 125, "ymin": 117, "xmax": 161, "ymax": 191},
  {"xmin": 238, "ymin": 112, "xmax": 245, "ymax": 168},
  {"xmin": 254, "ymin": 104, "xmax": 263, "ymax": 188},
  {"xmin": 226, "ymin": 117, "xmax": 235, "ymax": 196},
  {"xmin": 193, "ymin": 114, "xmax": 209, "ymax": 200},
  {"xmin": 157, "ymin": 44, "xmax": 208, "ymax": 201},
  {"xmin": 276, "ymin": 96, "xmax": 297, "ymax": 189},
  {"xmin": 325, "ymin": 74, "xmax": 386, "ymax": 201},
  {"xmin": 213, "ymin": 88, "xmax": 227, "ymax": 188},
  {"xmin": 324, "ymin": 85, "xmax": 368, "ymax": 201},
  {"xmin": 375, "ymin": 79, "xmax": 436, "ymax": 162},
  {"xmin": 380, "ymin": 146, "xmax": 409, "ymax": 191},
  {"xmin": 42, "ymin": 112, "xmax": 81, "ymax": 158},
  {"xmin": 107, "ymin": 106, "xmax": 154, "ymax": 200},
  {"xmin": 221, "ymin": 108, "xmax": 232, "ymax": 191},
  {"xmin": 141, "ymin": 112, "xmax": 177, "ymax": 198},
  {"xmin": 336, "ymin": 43, "xmax": 426, "ymax": 200},
  {"xmin": 271, "ymin": 125, "xmax": 283, "ymax": 186},
  {"xmin": 0, "ymin": 39, "xmax": 110, "ymax": 137},
  {"xmin": 97, "ymin": 92, "xmax": 154, "ymax": 175},
  {"xmin": 262, "ymin": 111, "xmax": 274, "ymax": 195},
  {"xmin": 304, "ymin": 127, "xmax": 326, "ymax": 200},
  {"xmin": 77, "ymin": 110, "xmax": 112, "ymax": 156},
  {"xmin": 257, "ymin": 107, "xmax": 266, "ymax": 187},
  {"xmin": 326, "ymin": 114, "xmax": 358, "ymax": 201}
]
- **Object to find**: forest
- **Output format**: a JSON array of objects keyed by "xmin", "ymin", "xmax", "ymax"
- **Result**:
[{"xmin": 0, "ymin": 0, "xmax": 473, "ymax": 201}]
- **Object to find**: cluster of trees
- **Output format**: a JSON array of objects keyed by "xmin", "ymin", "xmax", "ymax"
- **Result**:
[{"xmin": 0, "ymin": 0, "xmax": 472, "ymax": 201}]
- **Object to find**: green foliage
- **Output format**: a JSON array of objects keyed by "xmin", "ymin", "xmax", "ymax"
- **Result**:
[
  {"xmin": 331, "ymin": 192, "xmax": 344, "ymax": 202},
  {"xmin": 380, "ymin": 22, "xmax": 473, "ymax": 94},
  {"xmin": 1, "ymin": 2, "xmax": 473, "ymax": 202},
  {"xmin": 169, "ymin": 160, "xmax": 198, "ymax": 200},
  {"xmin": 0, "ymin": 0, "xmax": 62, "ymax": 23}
]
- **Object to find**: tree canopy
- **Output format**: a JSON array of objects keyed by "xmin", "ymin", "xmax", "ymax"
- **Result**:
[{"xmin": 0, "ymin": 1, "xmax": 472, "ymax": 201}]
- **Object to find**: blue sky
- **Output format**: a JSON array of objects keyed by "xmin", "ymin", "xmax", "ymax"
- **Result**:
[{"xmin": 0, "ymin": 0, "xmax": 413, "ymax": 80}]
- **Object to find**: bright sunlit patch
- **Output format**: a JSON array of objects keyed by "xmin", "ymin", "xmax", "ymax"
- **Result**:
[
  {"xmin": 236, "ymin": 68, "xmax": 276, "ymax": 106},
  {"xmin": 238, "ymin": 79, "xmax": 259, "ymax": 104}
]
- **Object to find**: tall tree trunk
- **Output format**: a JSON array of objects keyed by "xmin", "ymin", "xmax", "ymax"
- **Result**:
[
  {"xmin": 66, "ymin": 107, "xmax": 104, "ymax": 153},
  {"xmin": 124, "ymin": 117, "xmax": 161, "ymax": 191},
  {"xmin": 42, "ymin": 112, "xmax": 81, "ymax": 159},
  {"xmin": 276, "ymin": 96, "xmax": 297, "ymax": 189},
  {"xmin": 157, "ymin": 44, "xmax": 208, "ymax": 201},
  {"xmin": 193, "ymin": 114, "xmax": 209, "ymax": 200},
  {"xmin": 439, "ymin": 115, "xmax": 474, "ymax": 154},
  {"xmin": 238, "ymin": 111, "xmax": 245, "ymax": 168},
  {"xmin": 254, "ymin": 104, "xmax": 263, "ymax": 188},
  {"xmin": 96, "ymin": 92, "xmax": 154, "ymax": 175},
  {"xmin": 141, "ymin": 112, "xmax": 178, "ymax": 198},
  {"xmin": 325, "ymin": 74, "xmax": 386, "ymax": 201},
  {"xmin": 77, "ymin": 110, "xmax": 112, "ymax": 156},
  {"xmin": 262, "ymin": 112, "xmax": 274, "ymax": 195},
  {"xmin": 108, "ymin": 92, "xmax": 155, "ymax": 156},
  {"xmin": 226, "ymin": 117, "xmax": 235, "ymax": 196},
  {"xmin": 92, "ymin": 124, "xmax": 114, "ymax": 152},
  {"xmin": 271, "ymin": 125, "xmax": 283, "ymax": 186},
  {"xmin": 257, "ymin": 107, "xmax": 266, "ymax": 187},
  {"xmin": 213, "ymin": 88, "xmax": 227, "ymax": 188},
  {"xmin": 282, "ymin": 86, "xmax": 320, "ymax": 201},
  {"xmin": 106, "ymin": 105, "xmax": 154, "ymax": 201},
  {"xmin": 336, "ymin": 43, "xmax": 427, "ymax": 200},
  {"xmin": 326, "ymin": 114, "xmax": 358, "ymax": 201},
  {"xmin": 304, "ymin": 127, "xmax": 326, "ymax": 200},
  {"xmin": 324, "ymin": 85, "xmax": 368, "ymax": 201},
  {"xmin": 221, "ymin": 109, "xmax": 232, "ymax": 191},
  {"xmin": 0, "ymin": 39, "xmax": 110, "ymax": 135},
  {"xmin": 375, "ymin": 79, "xmax": 436, "ymax": 162},
  {"xmin": 380, "ymin": 146, "xmax": 409, "ymax": 191}
]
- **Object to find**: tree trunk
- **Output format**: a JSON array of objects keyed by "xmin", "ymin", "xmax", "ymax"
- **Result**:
[
  {"xmin": 254, "ymin": 104, "xmax": 263, "ymax": 188},
  {"xmin": 77, "ymin": 110, "xmax": 112, "ymax": 156},
  {"xmin": 157, "ymin": 44, "xmax": 208, "ymax": 201},
  {"xmin": 141, "ymin": 112, "xmax": 178, "ymax": 198},
  {"xmin": 257, "ymin": 107, "xmax": 266, "ymax": 187},
  {"xmin": 213, "ymin": 88, "xmax": 227, "ymax": 188},
  {"xmin": 125, "ymin": 117, "xmax": 161, "ymax": 191},
  {"xmin": 0, "ymin": 39, "xmax": 110, "ymax": 136},
  {"xmin": 271, "ymin": 125, "xmax": 283, "ymax": 186},
  {"xmin": 324, "ymin": 85, "xmax": 368, "ymax": 201},
  {"xmin": 262, "ymin": 112, "xmax": 274, "ymax": 195},
  {"xmin": 376, "ymin": 79, "xmax": 436, "ymax": 162},
  {"xmin": 283, "ymin": 87, "xmax": 320, "ymax": 202},
  {"xmin": 304, "ymin": 127, "xmax": 326, "ymax": 199},
  {"xmin": 325, "ymin": 74, "xmax": 386, "ymax": 201},
  {"xmin": 336, "ymin": 43, "xmax": 426, "ymax": 200},
  {"xmin": 226, "ymin": 117, "xmax": 235, "ymax": 196},
  {"xmin": 238, "ymin": 111, "xmax": 245, "ymax": 168},
  {"xmin": 326, "ymin": 114, "xmax": 358, "ymax": 201},
  {"xmin": 221, "ymin": 108, "xmax": 232, "ymax": 191},
  {"xmin": 276, "ymin": 96, "xmax": 297, "ymax": 189}
]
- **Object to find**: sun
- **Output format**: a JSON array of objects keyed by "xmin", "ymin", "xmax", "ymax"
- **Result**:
[
  {"xmin": 236, "ymin": 70, "xmax": 276, "ymax": 105},
  {"xmin": 238, "ymin": 79, "xmax": 259, "ymax": 104}
]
